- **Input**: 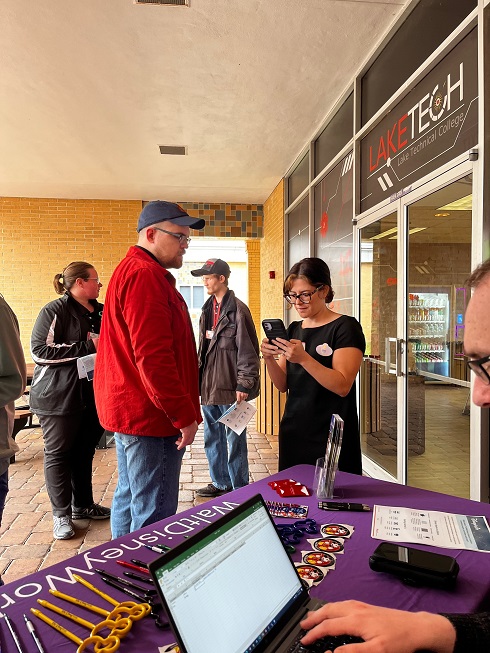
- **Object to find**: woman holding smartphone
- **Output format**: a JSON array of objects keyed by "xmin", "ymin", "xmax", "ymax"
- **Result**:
[
  {"xmin": 30, "ymin": 261, "xmax": 110, "ymax": 540},
  {"xmin": 260, "ymin": 257, "xmax": 365, "ymax": 473}
]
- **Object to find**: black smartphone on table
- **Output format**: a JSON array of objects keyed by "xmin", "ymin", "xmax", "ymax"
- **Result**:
[
  {"xmin": 369, "ymin": 541, "xmax": 459, "ymax": 589},
  {"xmin": 262, "ymin": 319, "xmax": 289, "ymax": 343}
]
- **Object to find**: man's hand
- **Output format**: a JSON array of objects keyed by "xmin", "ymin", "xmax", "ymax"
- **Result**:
[
  {"xmin": 236, "ymin": 391, "xmax": 248, "ymax": 404},
  {"xmin": 176, "ymin": 421, "xmax": 198, "ymax": 450},
  {"xmin": 300, "ymin": 601, "xmax": 456, "ymax": 653}
]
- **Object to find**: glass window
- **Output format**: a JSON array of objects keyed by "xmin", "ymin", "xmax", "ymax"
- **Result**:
[
  {"xmin": 192, "ymin": 285, "xmax": 205, "ymax": 308},
  {"xmin": 361, "ymin": 0, "xmax": 477, "ymax": 126},
  {"xmin": 314, "ymin": 151, "xmax": 354, "ymax": 316},
  {"xmin": 287, "ymin": 196, "xmax": 309, "ymax": 272},
  {"xmin": 179, "ymin": 285, "xmax": 191, "ymax": 306},
  {"xmin": 314, "ymin": 94, "xmax": 353, "ymax": 177},
  {"xmin": 287, "ymin": 154, "xmax": 309, "ymax": 206}
]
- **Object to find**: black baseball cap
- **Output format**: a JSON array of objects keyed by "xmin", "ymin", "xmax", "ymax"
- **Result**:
[
  {"xmin": 191, "ymin": 258, "xmax": 231, "ymax": 277},
  {"xmin": 137, "ymin": 201, "xmax": 205, "ymax": 232}
]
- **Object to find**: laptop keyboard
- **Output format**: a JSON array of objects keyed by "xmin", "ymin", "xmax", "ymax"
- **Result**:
[{"xmin": 286, "ymin": 629, "xmax": 364, "ymax": 652}]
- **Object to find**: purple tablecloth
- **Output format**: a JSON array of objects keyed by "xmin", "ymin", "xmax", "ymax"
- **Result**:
[{"xmin": 2, "ymin": 465, "xmax": 490, "ymax": 651}]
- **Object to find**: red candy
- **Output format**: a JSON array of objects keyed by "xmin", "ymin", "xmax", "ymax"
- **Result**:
[{"xmin": 268, "ymin": 478, "xmax": 311, "ymax": 497}]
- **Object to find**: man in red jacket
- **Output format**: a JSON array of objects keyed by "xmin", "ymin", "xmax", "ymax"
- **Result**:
[{"xmin": 94, "ymin": 201, "xmax": 205, "ymax": 537}]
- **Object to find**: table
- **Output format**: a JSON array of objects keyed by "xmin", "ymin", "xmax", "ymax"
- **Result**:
[{"xmin": 2, "ymin": 466, "xmax": 490, "ymax": 651}]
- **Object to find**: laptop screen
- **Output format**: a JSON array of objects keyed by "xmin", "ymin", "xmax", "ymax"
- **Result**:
[{"xmin": 151, "ymin": 495, "xmax": 305, "ymax": 653}]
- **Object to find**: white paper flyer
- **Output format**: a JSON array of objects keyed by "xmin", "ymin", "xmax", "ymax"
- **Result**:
[
  {"xmin": 217, "ymin": 401, "xmax": 257, "ymax": 435},
  {"xmin": 371, "ymin": 505, "xmax": 490, "ymax": 552}
]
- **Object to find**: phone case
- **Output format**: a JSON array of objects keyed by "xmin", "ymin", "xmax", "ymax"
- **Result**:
[
  {"xmin": 262, "ymin": 319, "xmax": 288, "ymax": 342},
  {"xmin": 369, "ymin": 543, "xmax": 459, "ymax": 589}
]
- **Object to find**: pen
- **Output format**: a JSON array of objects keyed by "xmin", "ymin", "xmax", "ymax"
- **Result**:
[
  {"xmin": 1, "ymin": 613, "xmax": 24, "ymax": 653},
  {"xmin": 116, "ymin": 560, "xmax": 150, "ymax": 574},
  {"xmin": 93, "ymin": 568, "xmax": 157, "ymax": 595},
  {"xmin": 123, "ymin": 571, "xmax": 154, "ymax": 584},
  {"xmin": 24, "ymin": 613, "xmax": 46, "ymax": 653},
  {"xmin": 131, "ymin": 558, "xmax": 149, "ymax": 569},
  {"xmin": 144, "ymin": 544, "xmax": 171, "ymax": 554},
  {"xmin": 318, "ymin": 501, "xmax": 371, "ymax": 512}
]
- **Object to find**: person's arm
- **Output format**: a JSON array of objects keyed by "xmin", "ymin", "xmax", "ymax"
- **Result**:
[
  {"xmin": 260, "ymin": 338, "xmax": 287, "ymax": 392},
  {"xmin": 30, "ymin": 302, "xmax": 96, "ymax": 366},
  {"xmin": 235, "ymin": 304, "xmax": 260, "ymax": 399},
  {"xmin": 274, "ymin": 339, "xmax": 363, "ymax": 397},
  {"xmin": 443, "ymin": 612, "xmax": 490, "ymax": 653},
  {"xmin": 0, "ymin": 301, "xmax": 26, "ymax": 407},
  {"xmin": 300, "ymin": 600, "xmax": 457, "ymax": 653}
]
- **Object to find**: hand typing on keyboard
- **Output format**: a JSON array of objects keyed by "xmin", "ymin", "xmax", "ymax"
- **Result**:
[{"xmin": 299, "ymin": 600, "xmax": 457, "ymax": 652}]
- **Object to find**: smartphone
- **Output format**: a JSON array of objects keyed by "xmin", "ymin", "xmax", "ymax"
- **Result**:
[
  {"xmin": 262, "ymin": 319, "xmax": 288, "ymax": 343},
  {"xmin": 369, "ymin": 542, "xmax": 459, "ymax": 589}
]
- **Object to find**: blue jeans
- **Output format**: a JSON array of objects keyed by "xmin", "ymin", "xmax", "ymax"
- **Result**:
[
  {"xmin": 201, "ymin": 404, "xmax": 249, "ymax": 491},
  {"xmin": 111, "ymin": 433, "xmax": 184, "ymax": 538}
]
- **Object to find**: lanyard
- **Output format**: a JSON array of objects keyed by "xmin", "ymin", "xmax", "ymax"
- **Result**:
[{"xmin": 212, "ymin": 297, "xmax": 221, "ymax": 330}]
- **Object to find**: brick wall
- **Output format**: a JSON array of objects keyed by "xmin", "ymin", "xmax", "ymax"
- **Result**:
[
  {"xmin": 0, "ymin": 197, "xmax": 141, "ymax": 358},
  {"xmin": 260, "ymin": 180, "xmax": 285, "ymax": 323},
  {"xmin": 246, "ymin": 240, "xmax": 261, "ymax": 333}
]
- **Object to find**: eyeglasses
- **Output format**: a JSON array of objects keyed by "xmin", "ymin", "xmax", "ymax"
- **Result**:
[
  {"xmin": 284, "ymin": 286, "xmax": 324, "ymax": 305},
  {"xmin": 85, "ymin": 278, "xmax": 101, "ymax": 284},
  {"xmin": 466, "ymin": 354, "xmax": 490, "ymax": 385},
  {"xmin": 152, "ymin": 227, "xmax": 191, "ymax": 246}
]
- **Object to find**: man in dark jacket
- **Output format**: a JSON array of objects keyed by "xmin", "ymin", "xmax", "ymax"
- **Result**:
[{"xmin": 191, "ymin": 259, "xmax": 260, "ymax": 497}]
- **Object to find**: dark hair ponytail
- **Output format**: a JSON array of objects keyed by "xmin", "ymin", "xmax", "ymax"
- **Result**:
[{"xmin": 53, "ymin": 261, "xmax": 94, "ymax": 295}]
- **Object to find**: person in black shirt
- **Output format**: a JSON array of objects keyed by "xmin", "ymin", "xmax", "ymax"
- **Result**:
[{"xmin": 261, "ymin": 257, "xmax": 365, "ymax": 474}]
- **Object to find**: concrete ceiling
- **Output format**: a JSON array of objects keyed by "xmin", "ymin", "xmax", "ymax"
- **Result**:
[{"xmin": 1, "ymin": 0, "xmax": 410, "ymax": 204}]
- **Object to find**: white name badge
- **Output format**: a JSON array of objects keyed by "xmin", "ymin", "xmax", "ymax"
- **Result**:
[{"xmin": 206, "ymin": 330, "xmax": 215, "ymax": 339}]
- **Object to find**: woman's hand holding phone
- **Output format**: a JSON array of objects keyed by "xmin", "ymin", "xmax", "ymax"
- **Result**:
[{"xmin": 260, "ymin": 337, "xmax": 281, "ymax": 360}]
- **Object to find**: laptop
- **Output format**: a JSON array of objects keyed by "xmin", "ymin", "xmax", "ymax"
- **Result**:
[{"xmin": 149, "ymin": 494, "xmax": 361, "ymax": 653}]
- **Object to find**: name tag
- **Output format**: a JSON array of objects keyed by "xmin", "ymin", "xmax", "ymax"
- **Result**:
[{"xmin": 206, "ymin": 330, "xmax": 215, "ymax": 339}]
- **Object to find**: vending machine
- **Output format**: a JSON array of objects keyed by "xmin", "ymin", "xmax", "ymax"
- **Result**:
[{"xmin": 408, "ymin": 289, "xmax": 450, "ymax": 376}]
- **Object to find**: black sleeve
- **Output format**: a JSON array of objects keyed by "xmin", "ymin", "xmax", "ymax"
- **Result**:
[
  {"xmin": 331, "ymin": 316, "xmax": 366, "ymax": 354},
  {"xmin": 31, "ymin": 302, "xmax": 96, "ymax": 366},
  {"xmin": 442, "ymin": 613, "xmax": 490, "ymax": 653}
]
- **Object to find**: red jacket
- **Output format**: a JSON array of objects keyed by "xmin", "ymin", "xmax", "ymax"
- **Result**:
[{"xmin": 94, "ymin": 246, "xmax": 202, "ymax": 437}]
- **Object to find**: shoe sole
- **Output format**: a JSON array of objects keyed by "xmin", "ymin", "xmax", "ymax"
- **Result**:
[
  {"xmin": 72, "ymin": 514, "xmax": 111, "ymax": 520},
  {"xmin": 53, "ymin": 531, "xmax": 75, "ymax": 540},
  {"xmin": 195, "ymin": 490, "xmax": 228, "ymax": 497}
]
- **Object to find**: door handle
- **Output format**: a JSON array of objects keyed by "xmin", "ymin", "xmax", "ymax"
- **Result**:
[{"xmin": 385, "ymin": 337, "xmax": 403, "ymax": 376}]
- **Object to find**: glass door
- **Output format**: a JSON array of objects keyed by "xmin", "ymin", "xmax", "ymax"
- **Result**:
[
  {"xmin": 358, "ymin": 165, "xmax": 475, "ymax": 496},
  {"xmin": 405, "ymin": 175, "xmax": 472, "ymax": 498},
  {"xmin": 359, "ymin": 210, "xmax": 402, "ymax": 482}
]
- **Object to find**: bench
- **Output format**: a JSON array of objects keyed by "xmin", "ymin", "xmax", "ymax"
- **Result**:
[{"xmin": 11, "ymin": 403, "xmax": 35, "ymax": 463}]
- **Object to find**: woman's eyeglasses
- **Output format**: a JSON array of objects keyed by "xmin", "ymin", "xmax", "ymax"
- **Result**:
[
  {"xmin": 283, "ymin": 286, "xmax": 324, "ymax": 305},
  {"xmin": 467, "ymin": 354, "xmax": 490, "ymax": 385}
]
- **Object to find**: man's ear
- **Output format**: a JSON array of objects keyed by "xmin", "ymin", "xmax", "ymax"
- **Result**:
[{"xmin": 145, "ymin": 227, "xmax": 157, "ymax": 243}]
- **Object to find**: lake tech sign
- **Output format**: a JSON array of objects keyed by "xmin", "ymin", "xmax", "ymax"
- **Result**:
[{"xmin": 360, "ymin": 28, "xmax": 478, "ymax": 213}]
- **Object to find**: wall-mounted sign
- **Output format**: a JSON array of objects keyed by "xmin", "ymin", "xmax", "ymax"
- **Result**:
[{"xmin": 360, "ymin": 28, "xmax": 478, "ymax": 214}]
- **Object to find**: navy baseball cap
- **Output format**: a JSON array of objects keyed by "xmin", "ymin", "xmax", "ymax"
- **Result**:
[
  {"xmin": 137, "ymin": 201, "xmax": 205, "ymax": 232},
  {"xmin": 191, "ymin": 258, "xmax": 231, "ymax": 277}
]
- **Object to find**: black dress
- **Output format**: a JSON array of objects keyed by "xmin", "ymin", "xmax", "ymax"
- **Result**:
[{"xmin": 278, "ymin": 315, "xmax": 366, "ymax": 474}]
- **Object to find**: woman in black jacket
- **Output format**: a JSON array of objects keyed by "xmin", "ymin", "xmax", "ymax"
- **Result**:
[{"xmin": 30, "ymin": 261, "xmax": 110, "ymax": 540}]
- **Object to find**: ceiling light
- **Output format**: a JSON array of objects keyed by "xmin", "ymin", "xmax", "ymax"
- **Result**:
[
  {"xmin": 437, "ymin": 194, "xmax": 472, "ymax": 211},
  {"xmin": 434, "ymin": 212, "xmax": 450, "ymax": 217},
  {"xmin": 370, "ymin": 227, "xmax": 398, "ymax": 240},
  {"xmin": 159, "ymin": 145, "xmax": 187, "ymax": 155}
]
